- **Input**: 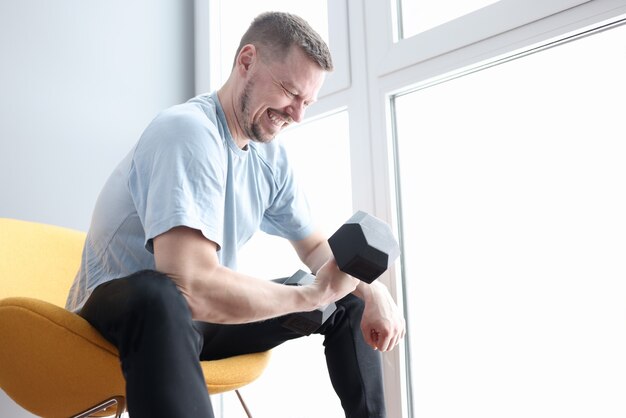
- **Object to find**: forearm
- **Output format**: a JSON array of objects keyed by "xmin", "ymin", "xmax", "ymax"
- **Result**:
[{"xmin": 169, "ymin": 265, "xmax": 317, "ymax": 324}]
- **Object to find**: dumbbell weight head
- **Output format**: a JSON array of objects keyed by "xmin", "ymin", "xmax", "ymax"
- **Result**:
[{"xmin": 328, "ymin": 211, "xmax": 400, "ymax": 284}]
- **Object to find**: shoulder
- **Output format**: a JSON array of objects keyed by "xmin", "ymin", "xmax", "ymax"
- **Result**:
[
  {"xmin": 149, "ymin": 96, "xmax": 220, "ymax": 141},
  {"xmin": 138, "ymin": 96, "xmax": 226, "ymax": 159}
]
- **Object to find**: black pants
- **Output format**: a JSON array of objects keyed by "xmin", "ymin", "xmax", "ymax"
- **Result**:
[{"xmin": 79, "ymin": 270, "xmax": 386, "ymax": 418}]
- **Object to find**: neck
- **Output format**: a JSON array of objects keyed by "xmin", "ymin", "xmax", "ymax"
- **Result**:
[{"xmin": 217, "ymin": 83, "xmax": 250, "ymax": 150}]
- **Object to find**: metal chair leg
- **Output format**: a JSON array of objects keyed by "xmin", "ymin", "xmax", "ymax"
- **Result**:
[
  {"xmin": 235, "ymin": 389, "xmax": 253, "ymax": 418},
  {"xmin": 72, "ymin": 392, "xmax": 251, "ymax": 418},
  {"xmin": 71, "ymin": 396, "xmax": 126, "ymax": 418}
]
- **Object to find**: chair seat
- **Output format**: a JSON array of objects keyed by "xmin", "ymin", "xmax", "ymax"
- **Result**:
[{"xmin": 0, "ymin": 297, "xmax": 270, "ymax": 417}]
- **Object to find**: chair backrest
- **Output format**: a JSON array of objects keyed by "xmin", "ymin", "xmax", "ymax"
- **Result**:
[{"xmin": 0, "ymin": 218, "xmax": 85, "ymax": 307}]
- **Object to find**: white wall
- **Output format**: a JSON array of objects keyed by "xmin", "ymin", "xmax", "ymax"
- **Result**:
[
  {"xmin": 0, "ymin": 0, "xmax": 194, "ymax": 416},
  {"xmin": 0, "ymin": 0, "xmax": 195, "ymax": 232}
]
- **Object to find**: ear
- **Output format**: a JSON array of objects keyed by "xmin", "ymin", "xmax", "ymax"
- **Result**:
[{"xmin": 236, "ymin": 44, "xmax": 257, "ymax": 74}]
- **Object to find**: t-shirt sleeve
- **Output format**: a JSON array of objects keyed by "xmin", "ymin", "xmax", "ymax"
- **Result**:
[{"xmin": 128, "ymin": 107, "xmax": 226, "ymax": 252}]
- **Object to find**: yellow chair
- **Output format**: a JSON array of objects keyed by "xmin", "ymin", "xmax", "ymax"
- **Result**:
[{"xmin": 0, "ymin": 218, "xmax": 270, "ymax": 417}]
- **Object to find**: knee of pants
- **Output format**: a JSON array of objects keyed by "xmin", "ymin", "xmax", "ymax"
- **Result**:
[
  {"xmin": 119, "ymin": 269, "xmax": 191, "ymax": 321},
  {"xmin": 319, "ymin": 293, "xmax": 365, "ymax": 336}
]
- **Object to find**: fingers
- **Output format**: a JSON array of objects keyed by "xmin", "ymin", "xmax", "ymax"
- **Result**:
[
  {"xmin": 368, "ymin": 329, "xmax": 380, "ymax": 350},
  {"xmin": 366, "ymin": 325, "xmax": 405, "ymax": 352},
  {"xmin": 376, "ymin": 329, "xmax": 395, "ymax": 352},
  {"xmin": 370, "ymin": 328, "xmax": 391, "ymax": 352}
]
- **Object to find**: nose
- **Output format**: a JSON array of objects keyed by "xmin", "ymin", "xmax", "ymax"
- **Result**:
[{"xmin": 286, "ymin": 100, "xmax": 306, "ymax": 123}]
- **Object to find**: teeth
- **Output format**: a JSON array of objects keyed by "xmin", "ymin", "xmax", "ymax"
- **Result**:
[{"xmin": 268, "ymin": 109, "xmax": 285, "ymax": 126}]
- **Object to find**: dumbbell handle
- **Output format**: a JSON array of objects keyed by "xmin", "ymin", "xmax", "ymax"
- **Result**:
[{"xmin": 275, "ymin": 270, "xmax": 337, "ymax": 335}]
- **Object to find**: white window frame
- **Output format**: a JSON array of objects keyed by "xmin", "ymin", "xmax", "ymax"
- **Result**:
[
  {"xmin": 194, "ymin": 0, "xmax": 626, "ymax": 416},
  {"xmin": 383, "ymin": 0, "xmax": 591, "ymax": 73}
]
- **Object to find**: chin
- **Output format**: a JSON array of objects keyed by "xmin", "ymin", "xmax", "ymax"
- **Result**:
[{"xmin": 250, "ymin": 123, "xmax": 279, "ymax": 144}]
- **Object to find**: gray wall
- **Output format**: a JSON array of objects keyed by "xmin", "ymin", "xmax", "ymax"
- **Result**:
[
  {"xmin": 0, "ymin": 0, "xmax": 195, "ymax": 232},
  {"xmin": 0, "ymin": 0, "xmax": 194, "ymax": 416}
]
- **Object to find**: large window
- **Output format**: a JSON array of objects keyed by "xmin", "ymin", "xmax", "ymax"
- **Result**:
[
  {"xmin": 201, "ymin": 1, "xmax": 626, "ymax": 416},
  {"xmin": 393, "ymin": 19, "xmax": 626, "ymax": 418}
]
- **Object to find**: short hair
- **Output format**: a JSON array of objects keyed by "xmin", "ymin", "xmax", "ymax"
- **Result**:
[{"xmin": 234, "ymin": 11, "xmax": 334, "ymax": 71}]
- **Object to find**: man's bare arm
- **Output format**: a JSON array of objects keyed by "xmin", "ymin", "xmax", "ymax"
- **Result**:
[{"xmin": 154, "ymin": 226, "xmax": 357, "ymax": 324}]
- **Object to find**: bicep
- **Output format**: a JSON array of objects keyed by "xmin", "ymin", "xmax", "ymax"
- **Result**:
[{"xmin": 153, "ymin": 226, "xmax": 220, "ymax": 285}]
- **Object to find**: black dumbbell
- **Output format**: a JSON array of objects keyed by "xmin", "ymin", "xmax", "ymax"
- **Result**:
[{"xmin": 280, "ymin": 211, "xmax": 400, "ymax": 335}]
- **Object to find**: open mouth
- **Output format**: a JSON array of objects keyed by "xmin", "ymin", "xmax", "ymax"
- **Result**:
[{"xmin": 267, "ymin": 109, "xmax": 291, "ymax": 127}]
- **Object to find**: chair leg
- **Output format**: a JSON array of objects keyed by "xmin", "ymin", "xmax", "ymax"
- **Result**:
[
  {"xmin": 235, "ymin": 389, "xmax": 253, "ymax": 418},
  {"xmin": 71, "ymin": 396, "xmax": 126, "ymax": 418}
]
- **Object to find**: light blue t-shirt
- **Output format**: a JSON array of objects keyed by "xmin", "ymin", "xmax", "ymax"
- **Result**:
[{"xmin": 66, "ymin": 92, "xmax": 313, "ymax": 312}]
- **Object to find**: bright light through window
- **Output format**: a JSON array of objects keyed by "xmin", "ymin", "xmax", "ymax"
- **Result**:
[
  {"xmin": 397, "ymin": 0, "xmax": 499, "ymax": 38},
  {"xmin": 393, "ymin": 22, "xmax": 626, "ymax": 417}
]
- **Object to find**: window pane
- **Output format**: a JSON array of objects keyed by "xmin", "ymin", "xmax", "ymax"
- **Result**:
[
  {"xmin": 217, "ymin": 1, "xmax": 329, "ymax": 87},
  {"xmin": 397, "ymin": 0, "xmax": 499, "ymax": 38},
  {"xmin": 222, "ymin": 111, "xmax": 352, "ymax": 418},
  {"xmin": 393, "ymin": 22, "xmax": 626, "ymax": 417}
]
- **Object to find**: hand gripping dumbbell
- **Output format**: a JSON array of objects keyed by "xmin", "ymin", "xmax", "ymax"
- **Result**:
[{"xmin": 278, "ymin": 211, "xmax": 401, "ymax": 335}]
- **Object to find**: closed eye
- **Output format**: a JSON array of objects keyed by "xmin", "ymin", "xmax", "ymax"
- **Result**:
[
  {"xmin": 276, "ymin": 80, "xmax": 312, "ymax": 108},
  {"xmin": 279, "ymin": 82, "xmax": 298, "ymax": 98}
]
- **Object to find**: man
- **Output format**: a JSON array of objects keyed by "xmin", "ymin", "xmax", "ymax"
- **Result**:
[{"xmin": 67, "ymin": 11, "xmax": 405, "ymax": 418}]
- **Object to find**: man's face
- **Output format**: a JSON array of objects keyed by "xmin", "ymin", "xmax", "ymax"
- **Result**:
[{"xmin": 238, "ymin": 46, "xmax": 326, "ymax": 143}]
